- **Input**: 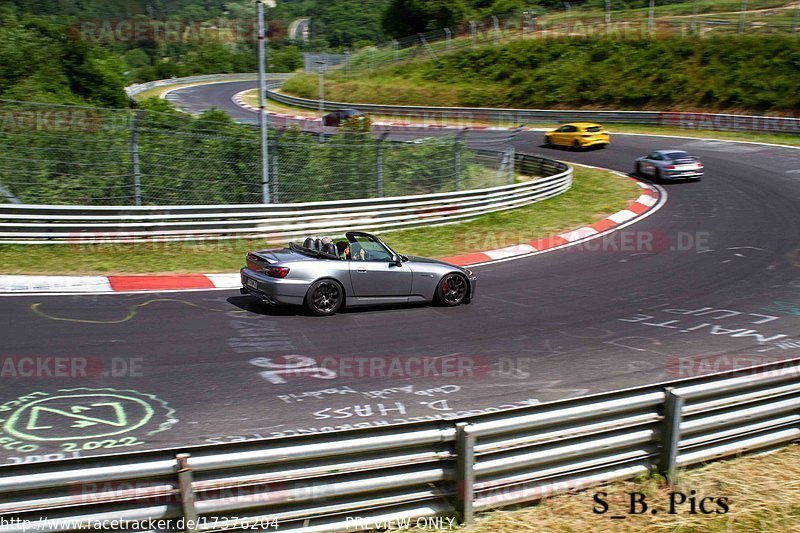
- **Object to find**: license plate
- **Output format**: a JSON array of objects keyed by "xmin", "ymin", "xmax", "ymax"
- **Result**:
[
  {"xmin": 246, "ymin": 278, "xmax": 258, "ymax": 289},
  {"xmin": 677, "ymin": 164, "xmax": 698, "ymax": 171}
]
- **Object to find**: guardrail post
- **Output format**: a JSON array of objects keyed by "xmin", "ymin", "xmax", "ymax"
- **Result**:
[
  {"xmin": 130, "ymin": 110, "xmax": 144, "ymax": 206},
  {"xmin": 176, "ymin": 453, "xmax": 199, "ymax": 533},
  {"xmin": 376, "ymin": 133, "xmax": 389, "ymax": 197},
  {"xmin": 658, "ymin": 387, "xmax": 684, "ymax": 485},
  {"xmin": 455, "ymin": 422, "xmax": 475, "ymax": 524}
]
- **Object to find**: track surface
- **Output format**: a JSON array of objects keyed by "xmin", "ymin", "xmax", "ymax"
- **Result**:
[{"xmin": 1, "ymin": 82, "xmax": 799, "ymax": 463}]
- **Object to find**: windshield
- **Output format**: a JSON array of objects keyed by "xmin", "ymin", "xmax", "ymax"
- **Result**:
[
  {"xmin": 350, "ymin": 240, "xmax": 394, "ymax": 261},
  {"xmin": 665, "ymin": 151, "xmax": 690, "ymax": 160}
]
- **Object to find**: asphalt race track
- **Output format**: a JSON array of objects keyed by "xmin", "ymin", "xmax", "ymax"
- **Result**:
[{"xmin": 1, "ymin": 81, "xmax": 798, "ymax": 464}]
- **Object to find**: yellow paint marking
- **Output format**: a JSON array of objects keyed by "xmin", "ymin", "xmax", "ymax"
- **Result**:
[{"xmin": 30, "ymin": 298, "xmax": 245, "ymax": 324}]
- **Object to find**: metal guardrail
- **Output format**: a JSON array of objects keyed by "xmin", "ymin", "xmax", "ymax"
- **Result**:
[
  {"xmin": 1, "ymin": 357, "xmax": 797, "ymax": 532},
  {"xmin": 267, "ymin": 88, "xmax": 800, "ymax": 135},
  {"xmin": 124, "ymin": 73, "xmax": 290, "ymax": 100},
  {"xmin": 0, "ymin": 154, "xmax": 570, "ymax": 244},
  {"xmin": 123, "ymin": 73, "xmax": 800, "ymax": 135}
]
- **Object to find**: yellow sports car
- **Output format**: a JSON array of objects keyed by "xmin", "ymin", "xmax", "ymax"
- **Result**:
[{"xmin": 544, "ymin": 123, "xmax": 610, "ymax": 150}]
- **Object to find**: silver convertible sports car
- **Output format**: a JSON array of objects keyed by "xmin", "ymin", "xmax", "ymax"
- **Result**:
[
  {"xmin": 240, "ymin": 231, "xmax": 477, "ymax": 316},
  {"xmin": 635, "ymin": 149, "xmax": 704, "ymax": 181}
]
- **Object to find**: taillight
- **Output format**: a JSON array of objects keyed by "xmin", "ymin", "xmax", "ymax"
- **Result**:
[
  {"xmin": 266, "ymin": 267, "xmax": 290, "ymax": 278},
  {"xmin": 664, "ymin": 165, "xmax": 676, "ymax": 170},
  {"xmin": 697, "ymin": 163, "xmax": 704, "ymax": 168}
]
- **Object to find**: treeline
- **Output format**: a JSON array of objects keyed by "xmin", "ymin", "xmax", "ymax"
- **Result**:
[{"xmin": 284, "ymin": 35, "xmax": 800, "ymax": 112}]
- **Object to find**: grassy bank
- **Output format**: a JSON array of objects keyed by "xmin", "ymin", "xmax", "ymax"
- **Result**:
[
  {"xmin": 283, "ymin": 35, "xmax": 800, "ymax": 113},
  {"xmin": 464, "ymin": 444, "xmax": 800, "ymax": 532},
  {"xmin": 0, "ymin": 166, "xmax": 639, "ymax": 275}
]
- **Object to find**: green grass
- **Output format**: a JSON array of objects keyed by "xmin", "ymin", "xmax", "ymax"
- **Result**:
[
  {"xmin": 462, "ymin": 444, "xmax": 800, "ymax": 532},
  {"xmin": 0, "ymin": 166, "xmax": 639, "ymax": 275},
  {"xmin": 286, "ymin": 35, "xmax": 800, "ymax": 113}
]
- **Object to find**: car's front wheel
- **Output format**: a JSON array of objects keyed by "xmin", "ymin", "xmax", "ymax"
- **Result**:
[
  {"xmin": 305, "ymin": 279, "xmax": 344, "ymax": 316},
  {"xmin": 435, "ymin": 274, "xmax": 468, "ymax": 307},
  {"xmin": 572, "ymin": 140, "xmax": 582, "ymax": 151}
]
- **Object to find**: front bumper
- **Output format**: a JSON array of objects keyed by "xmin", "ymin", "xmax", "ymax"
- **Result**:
[{"xmin": 240, "ymin": 268, "xmax": 308, "ymax": 306}]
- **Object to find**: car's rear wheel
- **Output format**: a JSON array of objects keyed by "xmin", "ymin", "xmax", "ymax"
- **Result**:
[
  {"xmin": 435, "ymin": 274, "xmax": 468, "ymax": 307},
  {"xmin": 305, "ymin": 279, "xmax": 343, "ymax": 316},
  {"xmin": 544, "ymin": 135, "xmax": 553, "ymax": 146},
  {"xmin": 573, "ymin": 140, "xmax": 582, "ymax": 151},
  {"xmin": 635, "ymin": 162, "xmax": 642, "ymax": 175},
  {"xmin": 655, "ymin": 168, "xmax": 664, "ymax": 182}
]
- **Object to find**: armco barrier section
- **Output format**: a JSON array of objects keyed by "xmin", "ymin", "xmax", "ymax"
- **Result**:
[
  {"xmin": 0, "ymin": 154, "xmax": 570, "ymax": 244},
  {"xmin": 124, "ymin": 74, "xmax": 800, "ymax": 134},
  {"xmin": 0, "ymin": 358, "xmax": 797, "ymax": 532},
  {"xmin": 267, "ymin": 88, "xmax": 800, "ymax": 135},
  {"xmin": 124, "ymin": 73, "xmax": 290, "ymax": 100}
]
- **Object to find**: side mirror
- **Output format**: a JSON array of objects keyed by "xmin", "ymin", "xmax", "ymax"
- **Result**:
[{"xmin": 392, "ymin": 256, "xmax": 403, "ymax": 267}]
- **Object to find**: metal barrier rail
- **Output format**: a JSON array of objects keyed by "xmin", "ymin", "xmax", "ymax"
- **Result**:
[
  {"xmin": 1, "ymin": 357, "xmax": 797, "ymax": 532},
  {"xmin": 266, "ymin": 88, "xmax": 800, "ymax": 135},
  {"xmin": 0, "ymin": 154, "xmax": 570, "ymax": 244},
  {"xmin": 125, "ymin": 74, "xmax": 290, "ymax": 100},
  {"xmin": 123, "ymin": 73, "xmax": 800, "ymax": 135}
]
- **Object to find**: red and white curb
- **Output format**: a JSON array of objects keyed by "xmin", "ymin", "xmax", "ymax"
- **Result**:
[
  {"xmin": 0, "ymin": 178, "xmax": 663, "ymax": 295},
  {"xmin": 0, "ymin": 273, "xmax": 241, "ymax": 295},
  {"xmin": 440, "ymin": 177, "xmax": 662, "ymax": 266}
]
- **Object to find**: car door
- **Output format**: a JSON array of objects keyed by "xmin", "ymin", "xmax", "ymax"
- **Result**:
[
  {"xmin": 641, "ymin": 152, "xmax": 660, "ymax": 176},
  {"xmin": 349, "ymin": 239, "xmax": 412, "ymax": 299},
  {"xmin": 559, "ymin": 125, "xmax": 578, "ymax": 146}
]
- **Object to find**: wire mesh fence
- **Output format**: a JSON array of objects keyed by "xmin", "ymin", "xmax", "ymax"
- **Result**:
[
  {"xmin": 0, "ymin": 100, "xmax": 516, "ymax": 206},
  {"xmin": 338, "ymin": 4, "xmax": 800, "ymax": 76}
]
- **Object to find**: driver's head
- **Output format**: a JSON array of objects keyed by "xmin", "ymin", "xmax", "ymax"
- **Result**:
[{"xmin": 336, "ymin": 241, "xmax": 349, "ymax": 256}]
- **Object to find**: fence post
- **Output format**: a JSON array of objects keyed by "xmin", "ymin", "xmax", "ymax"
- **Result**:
[
  {"xmin": 649, "ymin": 0, "xmax": 656, "ymax": 35},
  {"xmin": 257, "ymin": 0, "xmax": 271, "ymax": 204},
  {"xmin": 794, "ymin": 0, "xmax": 799, "ymax": 33},
  {"xmin": 739, "ymin": 0, "xmax": 748, "ymax": 33},
  {"xmin": 454, "ymin": 130, "xmax": 466, "ymax": 191},
  {"xmin": 564, "ymin": 1, "xmax": 571, "ymax": 35},
  {"xmin": 470, "ymin": 21, "xmax": 477, "ymax": 47},
  {"xmin": 455, "ymin": 422, "xmax": 475, "ymax": 524},
  {"xmin": 176, "ymin": 453, "xmax": 199, "ymax": 533},
  {"xmin": 130, "ymin": 110, "xmax": 144, "ymax": 206},
  {"xmin": 271, "ymin": 131, "xmax": 281, "ymax": 203},
  {"xmin": 444, "ymin": 28, "xmax": 452, "ymax": 50},
  {"xmin": 492, "ymin": 15, "xmax": 500, "ymax": 43},
  {"xmin": 392, "ymin": 39, "xmax": 399, "ymax": 62},
  {"xmin": 692, "ymin": 0, "xmax": 699, "ymax": 33},
  {"xmin": 658, "ymin": 387, "xmax": 684, "ymax": 484},
  {"xmin": 376, "ymin": 133, "xmax": 389, "ymax": 198},
  {"xmin": 605, "ymin": 0, "xmax": 611, "ymax": 36}
]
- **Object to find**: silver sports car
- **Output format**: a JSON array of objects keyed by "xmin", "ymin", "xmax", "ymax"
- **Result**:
[
  {"xmin": 240, "ymin": 231, "xmax": 477, "ymax": 315},
  {"xmin": 635, "ymin": 149, "xmax": 704, "ymax": 181}
]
